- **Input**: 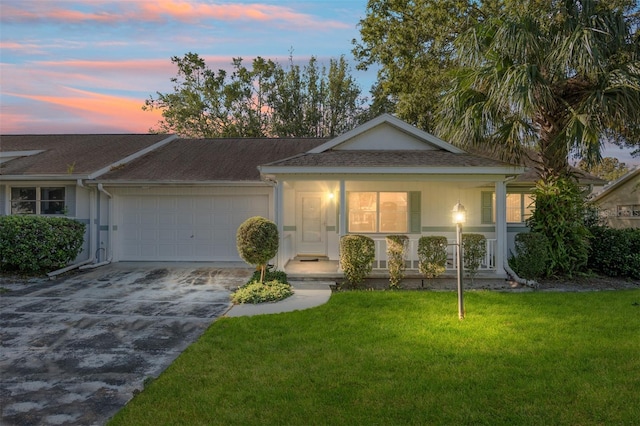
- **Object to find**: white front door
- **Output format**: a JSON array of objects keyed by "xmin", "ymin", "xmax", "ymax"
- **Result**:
[{"xmin": 296, "ymin": 192, "xmax": 326, "ymax": 256}]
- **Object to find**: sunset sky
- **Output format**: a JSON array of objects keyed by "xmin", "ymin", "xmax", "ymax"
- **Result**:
[
  {"xmin": 1, "ymin": 0, "xmax": 370, "ymax": 134},
  {"xmin": 0, "ymin": 0, "xmax": 637, "ymax": 165}
]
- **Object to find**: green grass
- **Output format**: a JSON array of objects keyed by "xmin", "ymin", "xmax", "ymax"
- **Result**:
[{"xmin": 110, "ymin": 290, "xmax": 640, "ymax": 425}]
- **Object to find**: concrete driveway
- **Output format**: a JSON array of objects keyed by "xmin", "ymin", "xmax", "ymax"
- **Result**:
[{"xmin": 0, "ymin": 263, "xmax": 252, "ymax": 426}]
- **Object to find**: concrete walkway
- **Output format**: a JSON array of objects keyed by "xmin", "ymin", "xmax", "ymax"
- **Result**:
[{"xmin": 225, "ymin": 281, "xmax": 333, "ymax": 317}]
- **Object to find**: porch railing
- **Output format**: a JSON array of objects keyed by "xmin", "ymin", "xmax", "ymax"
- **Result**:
[{"xmin": 370, "ymin": 237, "xmax": 496, "ymax": 271}]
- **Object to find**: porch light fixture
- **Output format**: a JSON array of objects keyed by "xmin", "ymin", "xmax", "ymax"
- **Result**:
[
  {"xmin": 452, "ymin": 201, "xmax": 466, "ymax": 319},
  {"xmin": 328, "ymin": 192, "xmax": 335, "ymax": 200}
]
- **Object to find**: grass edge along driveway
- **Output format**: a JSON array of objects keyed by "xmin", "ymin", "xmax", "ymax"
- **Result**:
[{"xmin": 110, "ymin": 290, "xmax": 640, "ymax": 425}]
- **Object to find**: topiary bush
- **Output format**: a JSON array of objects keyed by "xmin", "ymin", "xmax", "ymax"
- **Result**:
[
  {"xmin": 462, "ymin": 233, "xmax": 486, "ymax": 284},
  {"xmin": 231, "ymin": 279, "xmax": 293, "ymax": 304},
  {"xmin": 509, "ymin": 232, "xmax": 550, "ymax": 280},
  {"xmin": 588, "ymin": 226, "xmax": 640, "ymax": 279},
  {"xmin": 418, "ymin": 236, "xmax": 448, "ymax": 279},
  {"xmin": 236, "ymin": 216, "xmax": 279, "ymax": 282},
  {"xmin": 340, "ymin": 234, "xmax": 375, "ymax": 288},
  {"xmin": 0, "ymin": 215, "xmax": 85, "ymax": 274},
  {"xmin": 386, "ymin": 235, "xmax": 408, "ymax": 289}
]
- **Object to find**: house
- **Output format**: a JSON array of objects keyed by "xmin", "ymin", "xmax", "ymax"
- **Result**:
[
  {"xmin": 2, "ymin": 115, "xmax": 530, "ymax": 276},
  {"xmin": 590, "ymin": 167, "xmax": 640, "ymax": 228}
]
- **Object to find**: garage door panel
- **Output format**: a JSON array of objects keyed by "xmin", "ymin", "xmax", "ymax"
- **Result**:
[{"xmin": 120, "ymin": 194, "xmax": 269, "ymax": 261}]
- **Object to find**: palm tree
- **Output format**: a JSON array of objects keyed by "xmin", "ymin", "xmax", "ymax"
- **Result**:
[{"xmin": 437, "ymin": 0, "xmax": 640, "ymax": 180}]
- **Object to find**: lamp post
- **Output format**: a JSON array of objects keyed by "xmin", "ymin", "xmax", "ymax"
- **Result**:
[{"xmin": 452, "ymin": 201, "xmax": 466, "ymax": 319}]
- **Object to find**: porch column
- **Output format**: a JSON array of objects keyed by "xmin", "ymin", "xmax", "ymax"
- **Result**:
[
  {"xmin": 494, "ymin": 179, "xmax": 507, "ymax": 276},
  {"xmin": 275, "ymin": 180, "xmax": 284, "ymax": 269},
  {"xmin": 339, "ymin": 180, "xmax": 346, "ymax": 237}
]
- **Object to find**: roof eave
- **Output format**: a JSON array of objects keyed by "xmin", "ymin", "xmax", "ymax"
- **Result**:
[
  {"xmin": 259, "ymin": 165, "xmax": 526, "ymax": 175},
  {"xmin": 0, "ymin": 174, "xmax": 90, "ymax": 181},
  {"xmin": 88, "ymin": 179, "xmax": 270, "ymax": 187}
]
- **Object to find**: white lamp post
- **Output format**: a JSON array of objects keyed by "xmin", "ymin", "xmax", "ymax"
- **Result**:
[{"xmin": 452, "ymin": 201, "xmax": 466, "ymax": 319}]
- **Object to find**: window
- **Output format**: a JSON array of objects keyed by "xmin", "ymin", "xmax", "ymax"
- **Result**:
[
  {"xmin": 617, "ymin": 205, "xmax": 640, "ymax": 218},
  {"xmin": 506, "ymin": 193, "xmax": 534, "ymax": 223},
  {"xmin": 348, "ymin": 192, "xmax": 408, "ymax": 233},
  {"xmin": 482, "ymin": 192, "xmax": 534, "ymax": 224},
  {"xmin": 11, "ymin": 187, "xmax": 66, "ymax": 215}
]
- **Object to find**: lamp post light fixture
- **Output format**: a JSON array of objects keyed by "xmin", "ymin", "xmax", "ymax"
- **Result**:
[{"xmin": 452, "ymin": 201, "xmax": 466, "ymax": 319}]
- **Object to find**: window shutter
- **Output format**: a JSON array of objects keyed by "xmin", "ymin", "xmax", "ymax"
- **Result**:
[
  {"xmin": 409, "ymin": 191, "xmax": 421, "ymax": 233},
  {"xmin": 481, "ymin": 192, "xmax": 493, "ymax": 224},
  {"xmin": 65, "ymin": 185, "xmax": 76, "ymax": 216},
  {"xmin": 0, "ymin": 185, "xmax": 5, "ymax": 215}
]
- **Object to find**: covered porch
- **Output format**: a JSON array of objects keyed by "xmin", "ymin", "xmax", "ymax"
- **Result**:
[{"xmin": 258, "ymin": 114, "xmax": 525, "ymax": 279}]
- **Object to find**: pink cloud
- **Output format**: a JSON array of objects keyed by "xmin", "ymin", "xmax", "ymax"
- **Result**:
[
  {"xmin": 0, "ymin": 1, "xmax": 349, "ymax": 30},
  {"xmin": 3, "ymin": 88, "xmax": 163, "ymax": 134}
]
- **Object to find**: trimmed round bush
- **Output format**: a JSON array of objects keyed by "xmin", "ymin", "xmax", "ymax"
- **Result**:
[
  {"xmin": 418, "ymin": 236, "xmax": 448, "ymax": 279},
  {"xmin": 236, "ymin": 216, "xmax": 279, "ymax": 282},
  {"xmin": 340, "ymin": 234, "xmax": 375, "ymax": 288},
  {"xmin": 509, "ymin": 232, "xmax": 549, "ymax": 280},
  {"xmin": 386, "ymin": 235, "xmax": 408, "ymax": 289},
  {"xmin": 462, "ymin": 233, "xmax": 486, "ymax": 282}
]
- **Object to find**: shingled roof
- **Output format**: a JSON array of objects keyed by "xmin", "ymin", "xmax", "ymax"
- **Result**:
[
  {"xmin": 261, "ymin": 149, "xmax": 515, "ymax": 168},
  {"xmin": 98, "ymin": 138, "xmax": 328, "ymax": 182},
  {"xmin": 0, "ymin": 134, "xmax": 174, "ymax": 177}
]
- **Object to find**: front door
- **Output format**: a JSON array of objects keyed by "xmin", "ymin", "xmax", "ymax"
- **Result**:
[{"xmin": 296, "ymin": 192, "xmax": 326, "ymax": 256}]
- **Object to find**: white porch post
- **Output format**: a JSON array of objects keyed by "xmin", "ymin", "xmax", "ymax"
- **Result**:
[
  {"xmin": 275, "ymin": 179, "xmax": 284, "ymax": 269},
  {"xmin": 339, "ymin": 180, "xmax": 346, "ymax": 236},
  {"xmin": 495, "ymin": 180, "xmax": 507, "ymax": 276}
]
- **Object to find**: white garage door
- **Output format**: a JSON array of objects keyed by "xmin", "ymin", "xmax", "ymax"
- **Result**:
[{"xmin": 119, "ymin": 194, "xmax": 269, "ymax": 261}]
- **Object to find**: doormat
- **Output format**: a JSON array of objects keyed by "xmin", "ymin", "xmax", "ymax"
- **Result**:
[{"xmin": 299, "ymin": 258, "xmax": 319, "ymax": 262}]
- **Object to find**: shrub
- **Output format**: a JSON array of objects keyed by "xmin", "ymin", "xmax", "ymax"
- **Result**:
[
  {"xmin": 236, "ymin": 216, "xmax": 279, "ymax": 282},
  {"xmin": 250, "ymin": 267, "xmax": 288, "ymax": 284},
  {"xmin": 462, "ymin": 233, "xmax": 486, "ymax": 283},
  {"xmin": 231, "ymin": 279, "xmax": 293, "ymax": 304},
  {"xmin": 509, "ymin": 232, "xmax": 550, "ymax": 280},
  {"xmin": 0, "ymin": 215, "xmax": 85, "ymax": 274},
  {"xmin": 418, "ymin": 236, "xmax": 448, "ymax": 279},
  {"xmin": 527, "ymin": 176, "xmax": 590, "ymax": 277},
  {"xmin": 386, "ymin": 235, "xmax": 408, "ymax": 289},
  {"xmin": 588, "ymin": 226, "xmax": 640, "ymax": 279},
  {"xmin": 340, "ymin": 235, "xmax": 375, "ymax": 288}
]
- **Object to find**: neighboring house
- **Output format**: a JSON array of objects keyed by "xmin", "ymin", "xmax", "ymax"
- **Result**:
[
  {"xmin": 590, "ymin": 167, "xmax": 640, "ymax": 228},
  {"xmin": 2, "ymin": 115, "xmax": 531, "ymax": 276}
]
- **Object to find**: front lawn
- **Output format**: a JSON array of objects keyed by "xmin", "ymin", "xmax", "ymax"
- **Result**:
[{"xmin": 110, "ymin": 290, "xmax": 640, "ymax": 425}]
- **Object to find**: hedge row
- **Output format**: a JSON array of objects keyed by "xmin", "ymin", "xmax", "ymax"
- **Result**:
[
  {"xmin": 588, "ymin": 226, "xmax": 640, "ymax": 279},
  {"xmin": 0, "ymin": 215, "xmax": 85, "ymax": 273}
]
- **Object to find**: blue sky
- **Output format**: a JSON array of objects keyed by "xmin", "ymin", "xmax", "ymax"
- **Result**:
[{"xmin": 1, "ymin": 0, "xmax": 372, "ymax": 134}]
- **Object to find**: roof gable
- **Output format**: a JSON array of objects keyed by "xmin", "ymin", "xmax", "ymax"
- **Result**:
[
  {"xmin": 591, "ymin": 167, "xmax": 640, "ymax": 202},
  {"xmin": 309, "ymin": 114, "xmax": 465, "ymax": 154}
]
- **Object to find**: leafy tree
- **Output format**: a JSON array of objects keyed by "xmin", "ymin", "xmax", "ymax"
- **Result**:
[
  {"xmin": 352, "ymin": 0, "xmax": 505, "ymax": 131},
  {"xmin": 437, "ymin": 0, "xmax": 640, "ymax": 178},
  {"xmin": 144, "ymin": 52, "xmax": 366, "ymax": 138},
  {"xmin": 578, "ymin": 157, "xmax": 630, "ymax": 182}
]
